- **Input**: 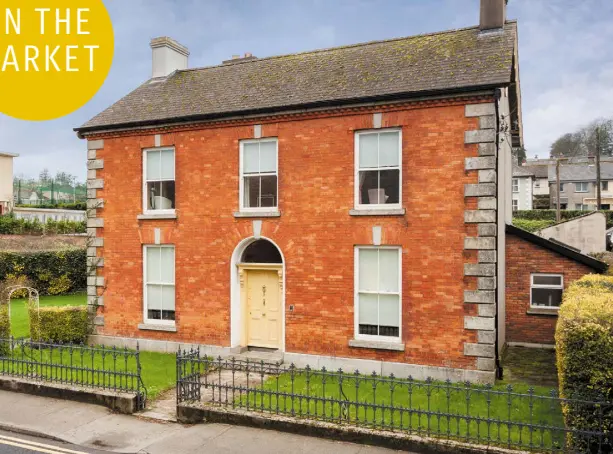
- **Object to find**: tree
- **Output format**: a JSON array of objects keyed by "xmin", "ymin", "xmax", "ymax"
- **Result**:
[
  {"xmin": 38, "ymin": 168, "xmax": 51, "ymax": 184},
  {"xmin": 54, "ymin": 171, "xmax": 77, "ymax": 187},
  {"xmin": 550, "ymin": 132, "xmax": 584, "ymax": 158},
  {"xmin": 512, "ymin": 146, "xmax": 527, "ymax": 165}
]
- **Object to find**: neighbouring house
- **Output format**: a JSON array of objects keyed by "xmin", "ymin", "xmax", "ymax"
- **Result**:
[
  {"xmin": 549, "ymin": 158, "xmax": 613, "ymax": 210},
  {"xmin": 512, "ymin": 165, "xmax": 533, "ymax": 211},
  {"xmin": 522, "ymin": 161, "xmax": 550, "ymax": 208},
  {"xmin": 12, "ymin": 207, "xmax": 86, "ymax": 223},
  {"xmin": 75, "ymin": 0, "xmax": 522, "ymax": 383},
  {"xmin": 505, "ymin": 224, "xmax": 606, "ymax": 348},
  {"xmin": 0, "ymin": 152, "xmax": 18, "ymax": 215},
  {"xmin": 536, "ymin": 211, "xmax": 606, "ymax": 255}
]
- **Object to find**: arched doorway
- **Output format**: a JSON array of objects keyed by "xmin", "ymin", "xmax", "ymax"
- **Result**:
[{"xmin": 230, "ymin": 237, "xmax": 284, "ymax": 350}]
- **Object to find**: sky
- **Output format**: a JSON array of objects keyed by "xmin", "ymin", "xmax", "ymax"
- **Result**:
[{"xmin": 3, "ymin": 0, "xmax": 613, "ymax": 181}]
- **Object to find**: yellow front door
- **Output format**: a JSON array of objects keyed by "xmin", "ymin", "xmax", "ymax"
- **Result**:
[{"xmin": 246, "ymin": 269, "xmax": 281, "ymax": 348}]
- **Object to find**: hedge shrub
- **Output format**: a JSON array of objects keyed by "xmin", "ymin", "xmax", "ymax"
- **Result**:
[
  {"xmin": 514, "ymin": 209, "xmax": 613, "ymax": 229},
  {"xmin": 555, "ymin": 275, "xmax": 613, "ymax": 452},
  {"xmin": 0, "ymin": 304, "xmax": 9, "ymax": 355},
  {"xmin": 0, "ymin": 249, "xmax": 86, "ymax": 296},
  {"xmin": 16, "ymin": 202, "xmax": 86, "ymax": 211},
  {"xmin": 29, "ymin": 304, "xmax": 89, "ymax": 344},
  {"xmin": 512, "ymin": 218, "xmax": 556, "ymax": 232},
  {"xmin": 0, "ymin": 215, "xmax": 85, "ymax": 235}
]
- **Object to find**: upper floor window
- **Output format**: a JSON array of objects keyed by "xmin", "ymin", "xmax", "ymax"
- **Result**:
[
  {"xmin": 355, "ymin": 246, "xmax": 401, "ymax": 340},
  {"xmin": 559, "ymin": 183, "xmax": 565, "ymax": 192},
  {"xmin": 240, "ymin": 138, "xmax": 278, "ymax": 211},
  {"xmin": 355, "ymin": 130, "xmax": 401, "ymax": 209},
  {"xmin": 575, "ymin": 182, "xmax": 588, "ymax": 193},
  {"xmin": 144, "ymin": 245, "xmax": 176, "ymax": 323},
  {"xmin": 534, "ymin": 180, "xmax": 540, "ymax": 188},
  {"xmin": 512, "ymin": 179, "xmax": 519, "ymax": 193},
  {"xmin": 144, "ymin": 148, "xmax": 175, "ymax": 213},
  {"xmin": 530, "ymin": 274, "xmax": 563, "ymax": 309},
  {"xmin": 602, "ymin": 181, "xmax": 609, "ymax": 191}
]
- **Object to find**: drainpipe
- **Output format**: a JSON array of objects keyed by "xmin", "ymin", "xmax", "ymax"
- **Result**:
[{"xmin": 494, "ymin": 88, "xmax": 503, "ymax": 380}]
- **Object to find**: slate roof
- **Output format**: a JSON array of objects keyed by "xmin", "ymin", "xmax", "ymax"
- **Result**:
[
  {"xmin": 77, "ymin": 22, "xmax": 517, "ymax": 133},
  {"xmin": 548, "ymin": 162, "xmax": 613, "ymax": 182},
  {"xmin": 523, "ymin": 164, "xmax": 549, "ymax": 178},
  {"xmin": 512, "ymin": 165, "xmax": 533, "ymax": 178}
]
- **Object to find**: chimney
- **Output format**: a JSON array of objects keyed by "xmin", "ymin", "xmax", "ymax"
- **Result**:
[
  {"xmin": 150, "ymin": 37, "xmax": 190, "ymax": 78},
  {"xmin": 479, "ymin": 0, "xmax": 507, "ymax": 32},
  {"xmin": 222, "ymin": 53, "xmax": 258, "ymax": 65}
]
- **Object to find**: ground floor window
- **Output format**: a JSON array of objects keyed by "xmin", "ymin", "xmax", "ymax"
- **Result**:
[
  {"xmin": 144, "ymin": 245, "xmax": 176, "ymax": 322},
  {"xmin": 512, "ymin": 199, "xmax": 518, "ymax": 211},
  {"xmin": 355, "ymin": 246, "xmax": 401, "ymax": 339},
  {"xmin": 530, "ymin": 274, "xmax": 563, "ymax": 309}
]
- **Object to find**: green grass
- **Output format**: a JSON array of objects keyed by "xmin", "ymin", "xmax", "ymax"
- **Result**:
[
  {"xmin": 5, "ymin": 293, "xmax": 176, "ymax": 400},
  {"xmin": 235, "ymin": 371, "xmax": 566, "ymax": 450},
  {"xmin": 10, "ymin": 293, "xmax": 86, "ymax": 339}
]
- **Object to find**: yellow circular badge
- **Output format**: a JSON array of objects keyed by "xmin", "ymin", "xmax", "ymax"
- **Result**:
[{"xmin": 0, "ymin": 1, "xmax": 114, "ymax": 121}]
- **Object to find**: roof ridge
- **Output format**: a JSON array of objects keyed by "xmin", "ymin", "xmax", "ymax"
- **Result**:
[{"xmin": 179, "ymin": 21, "xmax": 517, "ymax": 74}]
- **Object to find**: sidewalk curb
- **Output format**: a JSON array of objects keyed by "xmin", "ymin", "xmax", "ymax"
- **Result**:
[{"xmin": 0, "ymin": 421, "xmax": 67, "ymax": 444}]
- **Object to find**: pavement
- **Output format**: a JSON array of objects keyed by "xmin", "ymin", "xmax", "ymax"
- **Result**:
[{"xmin": 0, "ymin": 390, "xmax": 406, "ymax": 454}]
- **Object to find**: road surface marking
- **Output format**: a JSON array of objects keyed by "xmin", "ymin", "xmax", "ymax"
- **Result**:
[{"xmin": 0, "ymin": 434, "xmax": 88, "ymax": 454}]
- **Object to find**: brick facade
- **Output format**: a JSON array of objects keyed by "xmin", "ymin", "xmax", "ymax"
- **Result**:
[
  {"xmin": 86, "ymin": 96, "xmax": 499, "ymax": 378},
  {"xmin": 505, "ymin": 232, "xmax": 597, "ymax": 346}
]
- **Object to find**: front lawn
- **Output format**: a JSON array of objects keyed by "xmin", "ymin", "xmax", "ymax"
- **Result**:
[
  {"xmin": 235, "ymin": 371, "xmax": 565, "ymax": 450},
  {"xmin": 10, "ymin": 293, "xmax": 86, "ymax": 339},
  {"xmin": 5, "ymin": 293, "xmax": 176, "ymax": 400}
]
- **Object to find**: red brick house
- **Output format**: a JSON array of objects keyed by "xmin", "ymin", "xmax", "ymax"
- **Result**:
[
  {"xmin": 76, "ymin": 0, "xmax": 521, "ymax": 383},
  {"xmin": 504, "ymin": 224, "xmax": 606, "ymax": 348}
]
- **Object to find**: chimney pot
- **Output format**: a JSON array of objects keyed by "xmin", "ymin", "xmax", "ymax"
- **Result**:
[
  {"xmin": 245, "ymin": 52, "xmax": 252, "ymax": 58},
  {"xmin": 150, "ymin": 37, "xmax": 190, "ymax": 78},
  {"xmin": 232, "ymin": 55, "xmax": 240, "ymax": 60},
  {"xmin": 479, "ymin": 0, "xmax": 506, "ymax": 31}
]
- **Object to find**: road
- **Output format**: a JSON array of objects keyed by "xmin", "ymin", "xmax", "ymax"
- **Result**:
[{"xmin": 0, "ymin": 430, "xmax": 105, "ymax": 454}]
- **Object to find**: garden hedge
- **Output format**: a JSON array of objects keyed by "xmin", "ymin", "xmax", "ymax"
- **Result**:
[
  {"xmin": 555, "ymin": 275, "xmax": 613, "ymax": 452},
  {"xmin": 0, "ymin": 304, "xmax": 8, "ymax": 355},
  {"xmin": 0, "ymin": 215, "xmax": 85, "ymax": 235},
  {"xmin": 514, "ymin": 209, "xmax": 613, "ymax": 229},
  {"xmin": 29, "ymin": 304, "xmax": 89, "ymax": 344},
  {"xmin": 16, "ymin": 202, "xmax": 86, "ymax": 211},
  {"xmin": 0, "ymin": 249, "xmax": 86, "ymax": 296}
]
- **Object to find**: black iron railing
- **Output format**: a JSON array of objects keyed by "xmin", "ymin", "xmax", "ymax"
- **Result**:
[
  {"xmin": 176, "ymin": 350, "xmax": 612, "ymax": 453},
  {"xmin": 0, "ymin": 337, "xmax": 146, "ymax": 409}
]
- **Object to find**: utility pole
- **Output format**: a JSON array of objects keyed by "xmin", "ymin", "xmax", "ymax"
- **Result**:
[
  {"xmin": 555, "ymin": 156, "xmax": 570, "ymax": 222},
  {"xmin": 596, "ymin": 126, "xmax": 602, "ymax": 210},
  {"xmin": 556, "ymin": 158, "xmax": 562, "ymax": 222}
]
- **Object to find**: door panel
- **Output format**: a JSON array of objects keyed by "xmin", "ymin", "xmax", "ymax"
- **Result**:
[{"xmin": 246, "ymin": 269, "xmax": 281, "ymax": 348}]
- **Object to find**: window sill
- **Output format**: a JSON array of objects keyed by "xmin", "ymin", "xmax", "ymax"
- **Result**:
[
  {"xmin": 138, "ymin": 323, "xmax": 177, "ymax": 332},
  {"xmin": 526, "ymin": 308, "xmax": 559, "ymax": 316},
  {"xmin": 233, "ymin": 211, "xmax": 281, "ymax": 218},
  {"xmin": 349, "ymin": 208, "xmax": 406, "ymax": 217},
  {"xmin": 348, "ymin": 339, "xmax": 405, "ymax": 351},
  {"xmin": 137, "ymin": 213, "xmax": 177, "ymax": 220}
]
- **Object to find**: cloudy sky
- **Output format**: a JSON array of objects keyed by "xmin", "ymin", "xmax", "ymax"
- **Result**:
[{"xmin": 3, "ymin": 0, "xmax": 613, "ymax": 180}]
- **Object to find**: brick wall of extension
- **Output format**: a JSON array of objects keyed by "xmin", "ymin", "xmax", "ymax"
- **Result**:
[
  {"xmin": 505, "ymin": 233, "xmax": 596, "ymax": 346},
  {"xmin": 85, "ymin": 96, "xmax": 499, "ymax": 378}
]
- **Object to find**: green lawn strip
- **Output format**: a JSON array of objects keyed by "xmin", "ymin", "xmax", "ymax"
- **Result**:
[
  {"xmin": 235, "ymin": 372, "xmax": 564, "ymax": 450},
  {"xmin": 1, "ymin": 341, "xmax": 176, "ymax": 401},
  {"xmin": 9, "ymin": 293, "xmax": 86, "ymax": 339},
  {"xmin": 5, "ymin": 294, "xmax": 176, "ymax": 400}
]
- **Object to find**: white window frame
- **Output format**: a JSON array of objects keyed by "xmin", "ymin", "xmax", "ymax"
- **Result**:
[
  {"xmin": 512, "ymin": 199, "xmax": 518, "ymax": 211},
  {"xmin": 142, "ymin": 147, "xmax": 176, "ymax": 215},
  {"xmin": 602, "ymin": 181, "xmax": 609, "ymax": 191},
  {"xmin": 239, "ymin": 138, "xmax": 279, "ymax": 212},
  {"xmin": 143, "ymin": 245, "xmax": 176, "ymax": 325},
  {"xmin": 530, "ymin": 273, "xmax": 563, "ymax": 310},
  {"xmin": 354, "ymin": 246, "xmax": 402, "ymax": 342},
  {"xmin": 512, "ymin": 179, "xmax": 519, "ymax": 193},
  {"xmin": 354, "ymin": 129, "xmax": 402, "ymax": 210},
  {"xmin": 575, "ymin": 182, "xmax": 588, "ymax": 193}
]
